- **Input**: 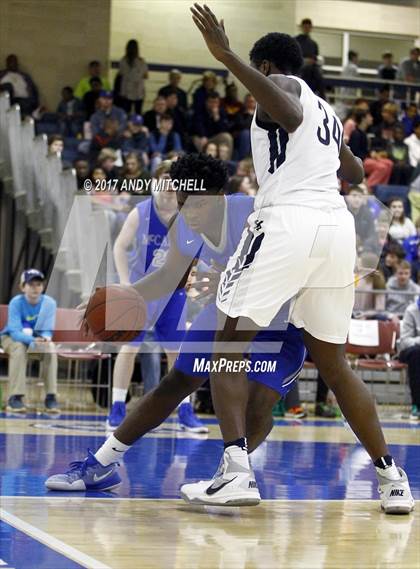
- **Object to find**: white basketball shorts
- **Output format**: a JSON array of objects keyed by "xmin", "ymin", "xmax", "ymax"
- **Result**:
[{"xmin": 216, "ymin": 204, "xmax": 356, "ymax": 344}]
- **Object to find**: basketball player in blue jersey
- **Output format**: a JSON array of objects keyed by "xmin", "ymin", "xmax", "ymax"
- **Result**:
[
  {"xmin": 182, "ymin": 4, "xmax": 414, "ymax": 513},
  {"xmin": 45, "ymin": 153, "xmax": 306, "ymax": 493},
  {"xmin": 108, "ymin": 161, "xmax": 207, "ymax": 433}
]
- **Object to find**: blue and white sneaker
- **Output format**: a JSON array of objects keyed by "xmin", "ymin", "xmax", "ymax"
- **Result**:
[
  {"xmin": 178, "ymin": 402, "xmax": 209, "ymax": 434},
  {"xmin": 106, "ymin": 401, "xmax": 126, "ymax": 431},
  {"xmin": 45, "ymin": 450, "xmax": 121, "ymax": 491}
]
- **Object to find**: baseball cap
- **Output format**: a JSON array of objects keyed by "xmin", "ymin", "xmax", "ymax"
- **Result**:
[
  {"xmin": 20, "ymin": 269, "xmax": 45, "ymax": 285},
  {"xmin": 99, "ymin": 90, "xmax": 113, "ymax": 99},
  {"xmin": 129, "ymin": 114, "xmax": 143, "ymax": 126}
]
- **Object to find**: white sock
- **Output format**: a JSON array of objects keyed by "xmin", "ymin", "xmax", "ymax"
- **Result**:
[
  {"xmin": 375, "ymin": 459, "xmax": 401, "ymax": 481},
  {"xmin": 112, "ymin": 388, "xmax": 128, "ymax": 404},
  {"xmin": 95, "ymin": 434, "xmax": 131, "ymax": 466}
]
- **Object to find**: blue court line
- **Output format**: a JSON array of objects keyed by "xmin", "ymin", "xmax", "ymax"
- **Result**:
[
  {"xmin": 1, "ymin": 412, "xmax": 418, "ymax": 430},
  {"xmin": 0, "ymin": 519, "xmax": 84, "ymax": 569}
]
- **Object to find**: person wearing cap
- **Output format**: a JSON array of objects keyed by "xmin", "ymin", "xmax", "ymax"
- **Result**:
[
  {"xmin": 119, "ymin": 39, "xmax": 149, "ymax": 115},
  {"xmin": 74, "ymin": 60, "xmax": 111, "ymax": 100},
  {"xmin": 0, "ymin": 270, "xmax": 58, "ymax": 413},
  {"xmin": 90, "ymin": 90, "xmax": 127, "ymax": 137},
  {"xmin": 122, "ymin": 114, "xmax": 150, "ymax": 161},
  {"xmin": 158, "ymin": 69, "xmax": 187, "ymax": 111}
]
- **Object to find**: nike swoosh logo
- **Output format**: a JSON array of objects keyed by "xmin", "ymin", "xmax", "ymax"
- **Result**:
[
  {"xmin": 112, "ymin": 447, "xmax": 125, "ymax": 452},
  {"xmin": 206, "ymin": 476, "xmax": 238, "ymax": 496},
  {"xmin": 93, "ymin": 470, "xmax": 114, "ymax": 482},
  {"xmin": 186, "ymin": 240, "xmax": 194, "ymax": 244}
]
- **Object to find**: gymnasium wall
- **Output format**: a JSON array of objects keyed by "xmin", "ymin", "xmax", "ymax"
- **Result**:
[{"xmin": 0, "ymin": 0, "xmax": 111, "ymax": 110}]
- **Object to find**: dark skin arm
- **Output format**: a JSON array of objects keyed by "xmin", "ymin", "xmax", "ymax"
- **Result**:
[
  {"xmin": 190, "ymin": 3, "xmax": 303, "ymax": 133},
  {"xmin": 131, "ymin": 221, "xmax": 195, "ymax": 301},
  {"xmin": 337, "ymin": 142, "xmax": 365, "ymax": 184}
]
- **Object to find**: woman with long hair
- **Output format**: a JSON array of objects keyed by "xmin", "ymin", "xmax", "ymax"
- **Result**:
[
  {"xmin": 119, "ymin": 39, "xmax": 149, "ymax": 114},
  {"xmin": 388, "ymin": 198, "xmax": 416, "ymax": 242}
]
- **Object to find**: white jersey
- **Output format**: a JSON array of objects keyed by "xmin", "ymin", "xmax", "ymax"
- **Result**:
[{"xmin": 251, "ymin": 75, "xmax": 346, "ymax": 210}]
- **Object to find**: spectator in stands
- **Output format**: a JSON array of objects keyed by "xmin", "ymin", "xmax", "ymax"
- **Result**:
[
  {"xmin": 89, "ymin": 118, "xmax": 123, "ymax": 163},
  {"xmin": 74, "ymin": 60, "xmax": 111, "ymax": 99},
  {"xmin": 346, "ymin": 185, "xmax": 377, "ymax": 253},
  {"xmin": 56, "ymin": 86, "xmax": 84, "ymax": 137},
  {"xmin": 404, "ymin": 119, "xmax": 420, "ymax": 168},
  {"xmin": 192, "ymin": 71, "xmax": 219, "ymax": 115},
  {"xmin": 158, "ymin": 69, "xmax": 187, "ymax": 110},
  {"xmin": 225, "ymin": 175, "xmax": 255, "ymax": 196},
  {"xmin": 236, "ymin": 157, "xmax": 257, "ymax": 187},
  {"xmin": 97, "ymin": 148, "xmax": 120, "ymax": 180},
  {"xmin": 218, "ymin": 142, "xmax": 236, "ymax": 174},
  {"xmin": 363, "ymin": 150, "xmax": 393, "ymax": 192},
  {"xmin": 388, "ymin": 198, "xmax": 417, "ymax": 242},
  {"xmin": 90, "ymin": 91, "xmax": 127, "ymax": 137},
  {"xmin": 149, "ymin": 114, "xmax": 182, "ymax": 174},
  {"xmin": 192, "ymin": 92, "xmax": 232, "ymax": 158},
  {"xmin": 0, "ymin": 269, "xmax": 58, "ymax": 413},
  {"xmin": 74, "ymin": 158, "xmax": 89, "ymax": 189},
  {"xmin": 399, "ymin": 299, "xmax": 420, "ymax": 419},
  {"xmin": 118, "ymin": 39, "xmax": 148, "ymax": 115},
  {"xmin": 377, "ymin": 52, "xmax": 398, "ymax": 81},
  {"xmin": 0, "ymin": 54, "xmax": 39, "ymax": 116},
  {"xmin": 231, "ymin": 93, "xmax": 256, "ymax": 160},
  {"xmin": 143, "ymin": 96, "xmax": 167, "ymax": 132},
  {"xmin": 341, "ymin": 50, "xmax": 359, "ymax": 100},
  {"xmin": 348, "ymin": 109, "xmax": 372, "ymax": 160},
  {"xmin": 388, "ymin": 124, "xmax": 413, "ymax": 185},
  {"xmin": 380, "ymin": 244, "xmax": 406, "ymax": 281},
  {"xmin": 295, "ymin": 18, "xmax": 319, "ymax": 62},
  {"xmin": 343, "ymin": 99, "xmax": 370, "ymax": 143},
  {"xmin": 48, "ymin": 134, "xmax": 64, "ymax": 155},
  {"xmin": 397, "ymin": 48, "xmax": 420, "ymax": 83},
  {"xmin": 372, "ymin": 102, "xmax": 399, "ymax": 146},
  {"xmin": 401, "ymin": 103, "xmax": 419, "ymax": 137},
  {"xmin": 203, "ymin": 141, "xmax": 218, "ymax": 157},
  {"xmin": 369, "ymin": 85, "xmax": 390, "ymax": 127},
  {"xmin": 83, "ymin": 77, "xmax": 102, "ymax": 119},
  {"xmin": 221, "ymin": 83, "xmax": 243, "ymax": 126},
  {"xmin": 122, "ymin": 114, "xmax": 149, "ymax": 165},
  {"xmin": 386, "ymin": 260, "xmax": 420, "ymax": 316},
  {"xmin": 164, "ymin": 88, "xmax": 188, "ymax": 144},
  {"xmin": 120, "ymin": 152, "xmax": 150, "ymax": 190}
]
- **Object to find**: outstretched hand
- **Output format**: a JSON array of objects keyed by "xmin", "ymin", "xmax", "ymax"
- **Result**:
[{"xmin": 190, "ymin": 3, "xmax": 231, "ymax": 62}]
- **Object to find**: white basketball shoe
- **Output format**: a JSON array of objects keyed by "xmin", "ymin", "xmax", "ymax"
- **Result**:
[{"xmin": 377, "ymin": 467, "xmax": 415, "ymax": 514}]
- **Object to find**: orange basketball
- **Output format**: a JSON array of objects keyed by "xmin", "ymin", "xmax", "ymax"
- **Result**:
[{"xmin": 85, "ymin": 285, "xmax": 147, "ymax": 342}]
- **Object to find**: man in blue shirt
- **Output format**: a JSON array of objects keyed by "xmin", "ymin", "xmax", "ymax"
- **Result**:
[
  {"xmin": 90, "ymin": 90, "xmax": 127, "ymax": 137},
  {"xmin": 0, "ymin": 269, "xmax": 59, "ymax": 413}
]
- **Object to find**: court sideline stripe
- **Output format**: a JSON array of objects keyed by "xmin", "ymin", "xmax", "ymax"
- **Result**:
[{"xmin": 0, "ymin": 508, "xmax": 111, "ymax": 569}]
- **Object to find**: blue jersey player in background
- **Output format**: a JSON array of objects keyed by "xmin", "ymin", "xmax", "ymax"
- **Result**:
[{"xmin": 46, "ymin": 153, "xmax": 306, "ymax": 492}]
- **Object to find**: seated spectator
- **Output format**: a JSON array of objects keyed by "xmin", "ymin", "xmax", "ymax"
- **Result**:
[
  {"xmin": 149, "ymin": 114, "xmax": 182, "ymax": 174},
  {"xmin": 0, "ymin": 54, "xmax": 39, "ymax": 116},
  {"xmin": 231, "ymin": 93, "xmax": 256, "ymax": 159},
  {"xmin": 122, "ymin": 114, "xmax": 149, "ymax": 165},
  {"xmin": 236, "ymin": 157, "xmax": 257, "ymax": 187},
  {"xmin": 401, "ymin": 103, "xmax": 419, "ymax": 137},
  {"xmin": 372, "ymin": 102, "xmax": 399, "ymax": 146},
  {"xmin": 90, "ymin": 91, "xmax": 127, "ymax": 137},
  {"xmin": 120, "ymin": 152, "xmax": 150, "ymax": 190},
  {"xmin": 380, "ymin": 244, "xmax": 406, "ymax": 282},
  {"xmin": 221, "ymin": 83, "xmax": 244, "ymax": 125},
  {"xmin": 348, "ymin": 110, "xmax": 372, "ymax": 160},
  {"xmin": 158, "ymin": 69, "xmax": 187, "ymax": 110},
  {"xmin": 346, "ymin": 185, "xmax": 377, "ymax": 253},
  {"xmin": 89, "ymin": 118, "xmax": 123, "ymax": 163},
  {"xmin": 343, "ymin": 99, "xmax": 370, "ymax": 143},
  {"xmin": 386, "ymin": 260, "xmax": 420, "ymax": 317},
  {"xmin": 83, "ymin": 77, "xmax": 103, "ymax": 119},
  {"xmin": 225, "ymin": 175, "xmax": 256, "ymax": 197},
  {"xmin": 193, "ymin": 71, "xmax": 219, "ymax": 115},
  {"xmin": 143, "ymin": 96, "xmax": 167, "ymax": 132},
  {"xmin": 404, "ymin": 119, "xmax": 420, "ymax": 168},
  {"xmin": 74, "ymin": 158, "xmax": 90, "ymax": 189},
  {"xmin": 0, "ymin": 269, "xmax": 58, "ymax": 413},
  {"xmin": 192, "ymin": 92, "xmax": 233, "ymax": 158},
  {"xmin": 164, "ymin": 88, "xmax": 188, "ymax": 143},
  {"xmin": 377, "ymin": 53, "xmax": 398, "ymax": 81},
  {"xmin": 97, "ymin": 148, "xmax": 120, "ymax": 180},
  {"xmin": 399, "ymin": 299, "xmax": 420, "ymax": 419},
  {"xmin": 48, "ymin": 134, "xmax": 64, "ymax": 156},
  {"xmin": 397, "ymin": 48, "xmax": 420, "ymax": 83},
  {"xmin": 203, "ymin": 141, "xmax": 218, "ymax": 157},
  {"xmin": 388, "ymin": 124, "xmax": 413, "ymax": 185},
  {"xmin": 57, "ymin": 86, "xmax": 84, "ymax": 137},
  {"xmin": 218, "ymin": 142, "xmax": 237, "ymax": 175},
  {"xmin": 388, "ymin": 198, "xmax": 417, "ymax": 243},
  {"xmin": 369, "ymin": 85, "xmax": 390, "ymax": 127},
  {"xmin": 74, "ymin": 60, "xmax": 111, "ymax": 100}
]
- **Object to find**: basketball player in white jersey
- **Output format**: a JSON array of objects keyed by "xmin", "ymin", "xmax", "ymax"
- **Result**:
[{"xmin": 183, "ymin": 4, "xmax": 414, "ymax": 514}]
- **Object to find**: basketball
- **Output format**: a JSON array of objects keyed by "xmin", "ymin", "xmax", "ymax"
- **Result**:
[{"xmin": 85, "ymin": 285, "xmax": 147, "ymax": 342}]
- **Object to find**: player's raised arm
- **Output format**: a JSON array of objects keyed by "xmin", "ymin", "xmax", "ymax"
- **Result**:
[
  {"xmin": 131, "ymin": 221, "xmax": 195, "ymax": 301},
  {"xmin": 337, "ymin": 142, "xmax": 365, "ymax": 184},
  {"xmin": 190, "ymin": 3, "xmax": 303, "ymax": 133}
]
